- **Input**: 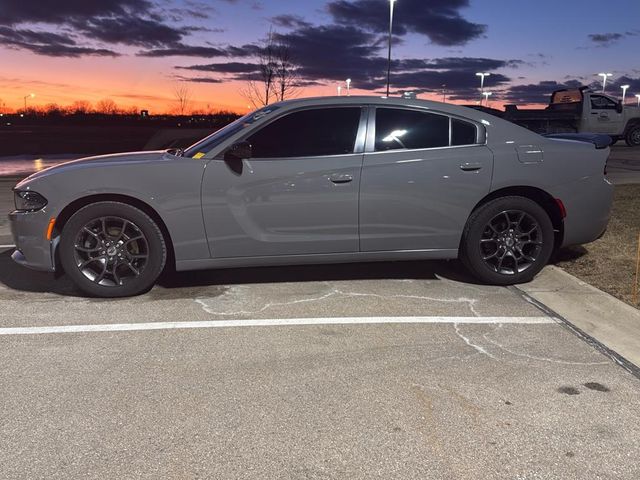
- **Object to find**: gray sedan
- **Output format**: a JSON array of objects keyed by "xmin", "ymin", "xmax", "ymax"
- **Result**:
[{"xmin": 9, "ymin": 96, "xmax": 613, "ymax": 297}]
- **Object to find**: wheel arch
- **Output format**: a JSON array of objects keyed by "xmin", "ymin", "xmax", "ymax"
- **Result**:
[
  {"xmin": 52, "ymin": 194, "xmax": 176, "ymax": 271},
  {"xmin": 469, "ymin": 186, "xmax": 565, "ymax": 249}
]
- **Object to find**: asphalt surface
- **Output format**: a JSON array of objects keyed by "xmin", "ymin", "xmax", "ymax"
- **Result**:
[{"xmin": 1, "ymin": 147, "xmax": 640, "ymax": 479}]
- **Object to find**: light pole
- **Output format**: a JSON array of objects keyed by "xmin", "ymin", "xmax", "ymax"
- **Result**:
[
  {"xmin": 386, "ymin": 0, "xmax": 397, "ymax": 98},
  {"xmin": 636, "ymin": 94, "xmax": 640, "ymax": 107},
  {"xmin": 441, "ymin": 84, "xmax": 447, "ymax": 103},
  {"xmin": 476, "ymin": 72, "xmax": 490, "ymax": 104},
  {"xmin": 337, "ymin": 85, "xmax": 342, "ymax": 96},
  {"xmin": 598, "ymin": 73, "xmax": 612, "ymax": 93},
  {"xmin": 621, "ymin": 84, "xmax": 630, "ymax": 104},
  {"xmin": 482, "ymin": 91, "xmax": 492, "ymax": 107},
  {"xmin": 346, "ymin": 78, "xmax": 352, "ymax": 96},
  {"xmin": 23, "ymin": 92, "xmax": 35, "ymax": 111}
]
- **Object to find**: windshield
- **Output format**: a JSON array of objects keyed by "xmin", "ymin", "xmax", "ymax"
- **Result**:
[{"xmin": 183, "ymin": 105, "xmax": 281, "ymax": 158}]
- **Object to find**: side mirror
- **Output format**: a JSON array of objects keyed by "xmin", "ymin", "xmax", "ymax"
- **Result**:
[
  {"xmin": 616, "ymin": 103, "xmax": 623, "ymax": 114},
  {"xmin": 224, "ymin": 141, "xmax": 252, "ymax": 161}
]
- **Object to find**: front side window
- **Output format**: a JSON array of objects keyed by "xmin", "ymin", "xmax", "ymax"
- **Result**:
[
  {"xmin": 246, "ymin": 107, "xmax": 362, "ymax": 158},
  {"xmin": 590, "ymin": 95, "xmax": 618, "ymax": 110},
  {"xmin": 184, "ymin": 105, "xmax": 280, "ymax": 158},
  {"xmin": 375, "ymin": 108, "xmax": 450, "ymax": 151}
]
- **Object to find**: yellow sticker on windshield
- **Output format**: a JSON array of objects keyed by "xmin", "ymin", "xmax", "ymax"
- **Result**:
[{"xmin": 193, "ymin": 152, "xmax": 205, "ymax": 159}]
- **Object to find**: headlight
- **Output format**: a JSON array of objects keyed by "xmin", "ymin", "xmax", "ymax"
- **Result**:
[{"xmin": 14, "ymin": 190, "xmax": 48, "ymax": 212}]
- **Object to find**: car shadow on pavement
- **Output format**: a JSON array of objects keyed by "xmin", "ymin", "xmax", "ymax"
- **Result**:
[
  {"xmin": 0, "ymin": 249, "xmax": 480, "ymax": 298},
  {"xmin": 156, "ymin": 258, "xmax": 479, "ymax": 289},
  {"xmin": 0, "ymin": 250, "xmax": 81, "ymax": 296}
]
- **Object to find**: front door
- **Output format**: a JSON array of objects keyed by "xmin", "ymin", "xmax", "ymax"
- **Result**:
[
  {"xmin": 201, "ymin": 106, "xmax": 366, "ymax": 258},
  {"xmin": 360, "ymin": 107, "xmax": 493, "ymax": 252},
  {"xmin": 587, "ymin": 94, "xmax": 624, "ymax": 134}
]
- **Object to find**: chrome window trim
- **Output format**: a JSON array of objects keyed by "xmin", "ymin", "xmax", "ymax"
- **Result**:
[{"xmin": 365, "ymin": 143, "xmax": 488, "ymax": 156}]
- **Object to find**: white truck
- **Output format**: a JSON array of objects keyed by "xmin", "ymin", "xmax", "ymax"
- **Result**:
[{"xmin": 503, "ymin": 86, "xmax": 640, "ymax": 146}]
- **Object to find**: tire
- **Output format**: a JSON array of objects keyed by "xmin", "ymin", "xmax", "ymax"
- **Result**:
[
  {"xmin": 59, "ymin": 201, "xmax": 166, "ymax": 297},
  {"xmin": 625, "ymin": 124, "xmax": 640, "ymax": 147},
  {"xmin": 460, "ymin": 196, "xmax": 555, "ymax": 285}
]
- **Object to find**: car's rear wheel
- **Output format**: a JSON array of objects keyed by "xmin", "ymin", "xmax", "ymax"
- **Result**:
[
  {"xmin": 460, "ymin": 196, "xmax": 554, "ymax": 285},
  {"xmin": 59, "ymin": 201, "xmax": 166, "ymax": 297},
  {"xmin": 625, "ymin": 124, "xmax": 640, "ymax": 147}
]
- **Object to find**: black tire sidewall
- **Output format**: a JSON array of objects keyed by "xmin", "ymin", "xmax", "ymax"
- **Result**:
[
  {"xmin": 59, "ymin": 202, "xmax": 166, "ymax": 297},
  {"xmin": 626, "ymin": 125, "xmax": 640, "ymax": 147},
  {"xmin": 461, "ymin": 197, "xmax": 555, "ymax": 285}
]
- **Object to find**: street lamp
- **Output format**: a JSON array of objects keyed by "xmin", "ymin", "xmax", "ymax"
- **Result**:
[
  {"xmin": 23, "ymin": 92, "xmax": 35, "ymax": 111},
  {"xmin": 598, "ymin": 73, "xmax": 612, "ymax": 93},
  {"xmin": 346, "ymin": 78, "xmax": 352, "ymax": 96},
  {"xmin": 386, "ymin": 0, "xmax": 397, "ymax": 98},
  {"xmin": 621, "ymin": 84, "xmax": 630, "ymax": 104},
  {"xmin": 482, "ymin": 91, "xmax": 492, "ymax": 107},
  {"xmin": 636, "ymin": 94, "xmax": 640, "ymax": 107},
  {"xmin": 476, "ymin": 72, "xmax": 490, "ymax": 103},
  {"xmin": 337, "ymin": 85, "xmax": 342, "ymax": 96},
  {"xmin": 441, "ymin": 84, "xmax": 447, "ymax": 103}
]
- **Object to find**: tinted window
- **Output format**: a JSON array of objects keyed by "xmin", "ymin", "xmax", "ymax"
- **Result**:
[
  {"xmin": 246, "ymin": 108, "xmax": 361, "ymax": 158},
  {"xmin": 184, "ymin": 105, "xmax": 280, "ymax": 158},
  {"xmin": 375, "ymin": 108, "xmax": 449, "ymax": 151},
  {"xmin": 591, "ymin": 95, "xmax": 618, "ymax": 110},
  {"xmin": 452, "ymin": 119, "xmax": 478, "ymax": 146}
]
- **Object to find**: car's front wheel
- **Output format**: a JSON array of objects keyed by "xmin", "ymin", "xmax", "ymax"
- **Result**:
[
  {"xmin": 460, "ymin": 196, "xmax": 555, "ymax": 285},
  {"xmin": 59, "ymin": 201, "xmax": 166, "ymax": 297}
]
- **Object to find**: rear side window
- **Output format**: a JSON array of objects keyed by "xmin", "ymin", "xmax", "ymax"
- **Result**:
[
  {"xmin": 452, "ymin": 119, "xmax": 477, "ymax": 146},
  {"xmin": 375, "ymin": 108, "xmax": 449, "ymax": 151},
  {"xmin": 246, "ymin": 107, "xmax": 362, "ymax": 158}
]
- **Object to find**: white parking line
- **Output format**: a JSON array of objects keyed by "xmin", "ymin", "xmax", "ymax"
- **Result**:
[
  {"xmin": 0, "ymin": 245, "xmax": 15, "ymax": 248},
  {"xmin": 0, "ymin": 316, "xmax": 555, "ymax": 336}
]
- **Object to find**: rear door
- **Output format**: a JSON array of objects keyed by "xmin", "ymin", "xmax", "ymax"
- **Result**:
[
  {"xmin": 201, "ymin": 106, "xmax": 367, "ymax": 258},
  {"xmin": 359, "ymin": 107, "xmax": 493, "ymax": 252}
]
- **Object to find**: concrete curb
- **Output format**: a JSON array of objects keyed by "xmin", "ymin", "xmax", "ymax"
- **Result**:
[{"xmin": 517, "ymin": 265, "xmax": 640, "ymax": 376}]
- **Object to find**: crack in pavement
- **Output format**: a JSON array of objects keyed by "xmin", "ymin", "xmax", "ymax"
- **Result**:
[
  {"xmin": 195, "ymin": 282, "xmax": 482, "ymax": 317},
  {"xmin": 453, "ymin": 323, "xmax": 498, "ymax": 360},
  {"xmin": 481, "ymin": 328, "xmax": 609, "ymax": 366}
]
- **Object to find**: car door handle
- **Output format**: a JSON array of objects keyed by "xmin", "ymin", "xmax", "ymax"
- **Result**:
[
  {"xmin": 459, "ymin": 162, "xmax": 483, "ymax": 172},
  {"xmin": 329, "ymin": 173, "xmax": 353, "ymax": 184}
]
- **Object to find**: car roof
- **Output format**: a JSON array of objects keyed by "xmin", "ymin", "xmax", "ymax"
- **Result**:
[
  {"xmin": 256, "ymin": 95, "xmax": 543, "ymax": 145},
  {"xmin": 270, "ymin": 95, "xmax": 501, "ymax": 125}
]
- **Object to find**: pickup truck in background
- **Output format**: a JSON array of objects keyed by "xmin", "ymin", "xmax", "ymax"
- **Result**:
[{"xmin": 501, "ymin": 86, "xmax": 640, "ymax": 146}]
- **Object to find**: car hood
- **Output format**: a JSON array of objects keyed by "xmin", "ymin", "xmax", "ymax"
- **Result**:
[{"xmin": 16, "ymin": 150, "xmax": 169, "ymax": 186}]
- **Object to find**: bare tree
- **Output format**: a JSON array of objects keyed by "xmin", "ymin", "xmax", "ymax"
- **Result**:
[
  {"xmin": 273, "ymin": 39, "xmax": 299, "ymax": 102},
  {"xmin": 174, "ymin": 84, "xmax": 192, "ymax": 115},
  {"xmin": 69, "ymin": 100, "xmax": 92, "ymax": 115},
  {"xmin": 241, "ymin": 29, "xmax": 298, "ymax": 108},
  {"xmin": 96, "ymin": 98, "xmax": 119, "ymax": 115},
  {"xmin": 44, "ymin": 103, "xmax": 64, "ymax": 116},
  {"xmin": 0, "ymin": 98, "xmax": 6, "ymax": 113}
]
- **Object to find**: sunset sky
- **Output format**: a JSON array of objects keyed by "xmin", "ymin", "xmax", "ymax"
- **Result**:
[{"xmin": 0, "ymin": 0, "xmax": 639, "ymax": 114}]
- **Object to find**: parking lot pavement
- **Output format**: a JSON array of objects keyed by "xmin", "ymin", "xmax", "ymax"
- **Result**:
[
  {"xmin": 608, "ymin": 146, "xmax": 640, "ymax": 185},
  {"xmin": 2, "ymin": 245, "xmax": 640, "ymax": 479}
]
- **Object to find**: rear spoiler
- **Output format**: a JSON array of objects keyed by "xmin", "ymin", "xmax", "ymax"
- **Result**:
[{"xmin": 543, "ymin": 133, "xmax": 612, "ymax": 149}]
